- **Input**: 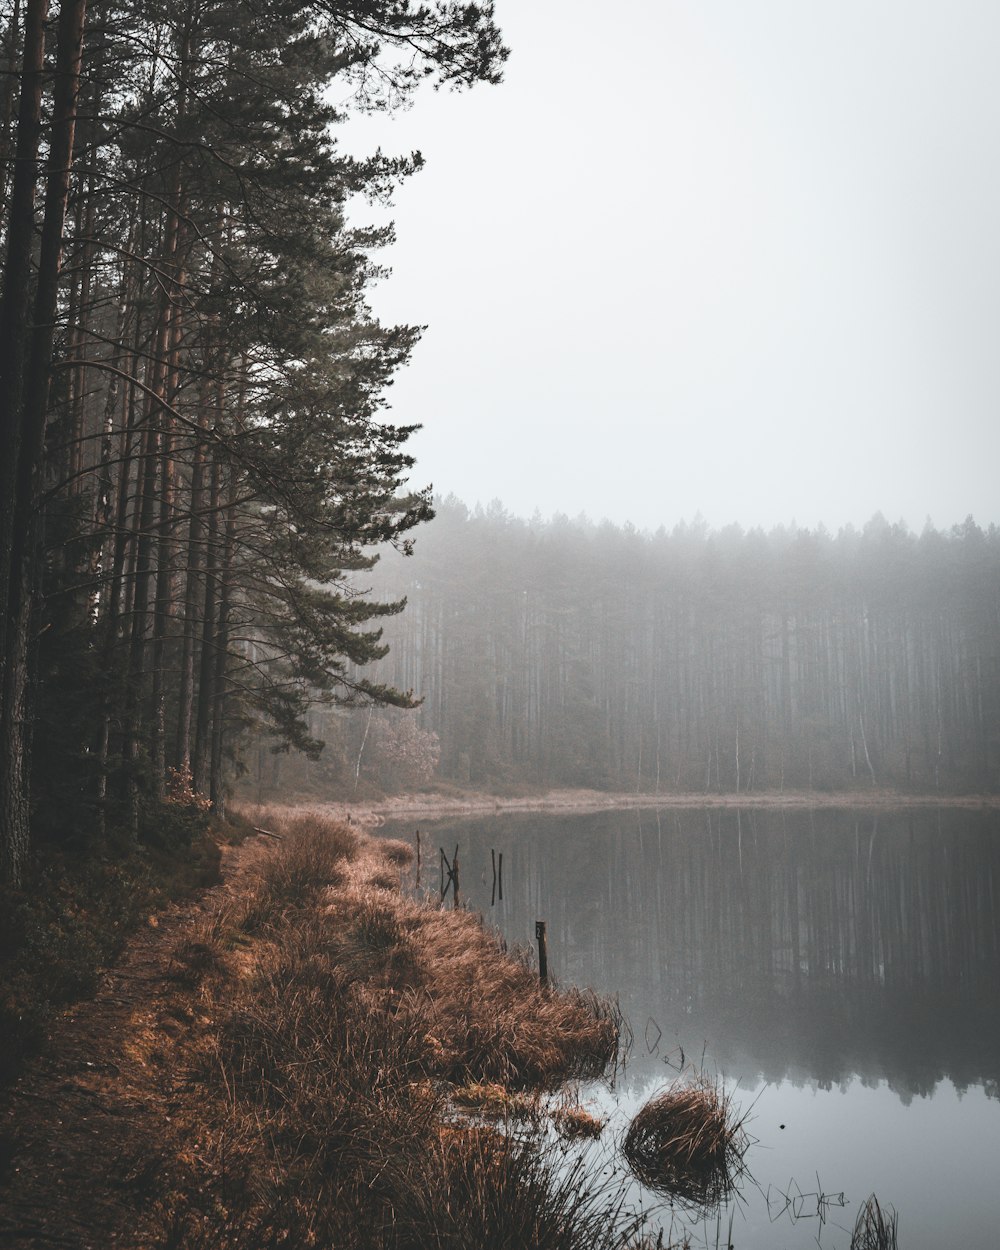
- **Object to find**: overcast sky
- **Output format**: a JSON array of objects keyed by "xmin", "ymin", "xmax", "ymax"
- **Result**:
[{"xmin": 343, "ymin": 0, "xmax": 1000, "ymax": 534}]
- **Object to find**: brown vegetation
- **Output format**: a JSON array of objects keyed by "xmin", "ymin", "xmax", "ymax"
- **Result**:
[
  {"xmin": 622, "ymin": 1075, "xmax": 750, "ymax": 1207},
  {"xmin": 0, "ymin": 814, "xmax": 225, "ymax": 1087},
  {"xmin": 552, "ymin": 1100, "xmax": 606, "ymax": 1140},
  {"xmin": 136, "ymin": 806, "xmax": 639, "ymax": 1248}
]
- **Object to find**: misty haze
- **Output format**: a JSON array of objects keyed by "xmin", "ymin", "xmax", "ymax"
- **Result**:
[{"xmin": 0, "ymin": 3, "xmax": 997, "ymax": 1249}]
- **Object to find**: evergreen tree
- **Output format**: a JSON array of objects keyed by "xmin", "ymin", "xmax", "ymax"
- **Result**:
[{"xmin": 0, "ymin": 0, "xmax": 508, "ymax": 882}]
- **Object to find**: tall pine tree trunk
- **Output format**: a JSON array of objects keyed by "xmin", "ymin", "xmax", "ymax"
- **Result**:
[
  {"xmin": 209, "ymin": 483, "xmax": 236, "ymax": 813},
  {"xmin": 192, "ymin": 452, "xmax": 222, "ymax": 796},
  {"xmin": 174, "ymin": 380, "xmax": 211, "ymax": 777},
  {"xmin": 0, "ymin": 0, "xmax": 86, "ymax": 884}
]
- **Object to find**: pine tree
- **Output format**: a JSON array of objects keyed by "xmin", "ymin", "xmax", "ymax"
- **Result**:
[{"xmin": 0, "ymin": 0, "xmax": 508, "ymax": 882}]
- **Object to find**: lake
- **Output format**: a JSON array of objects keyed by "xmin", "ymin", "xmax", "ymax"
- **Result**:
[{"xmin": 380, "ymin": 806, "xmax": 1000, "ymax": 1248}]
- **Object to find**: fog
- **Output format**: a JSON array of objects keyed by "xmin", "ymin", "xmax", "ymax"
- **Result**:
[{"xmin": 344, "ymin": 0, "xmax": 1000, "ymax": 533}]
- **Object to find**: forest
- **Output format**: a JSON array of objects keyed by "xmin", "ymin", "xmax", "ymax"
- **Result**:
[
  {"xmin": 0, "ymin": 0, "xmax": 506, "ymax": 886},
  {"xmin": 288, "ymin": 500, "xmax": 1000, "ymax": 796}
]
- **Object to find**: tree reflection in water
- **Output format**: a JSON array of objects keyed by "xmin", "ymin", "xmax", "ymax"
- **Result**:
[{"xmin": 392, "ymin": 807, "xmax": 1000, "ymax": 1099}]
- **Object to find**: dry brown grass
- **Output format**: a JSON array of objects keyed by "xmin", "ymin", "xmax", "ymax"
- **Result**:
[
  {"xmin": 385, "ymin": 1123, "xmax": 648, "ymax": 1250},
  {"xmin": 452, "ymin": 1081, "xmax": 540, "ymax": 1122},
  {"xmin": 146, "ymin": 805, "xmax": 638, "ymax": 1250},
  {"xmin": 379, "ymin": 837, "xmax": 415, "ymax": 866},
  {"xmin": 622, "ymin": 1074, "xmax": 749, "ymax": 1207},
  {"xmin": 552, "ymin": 1101, "xmax": 606, "ymax": 1140}
]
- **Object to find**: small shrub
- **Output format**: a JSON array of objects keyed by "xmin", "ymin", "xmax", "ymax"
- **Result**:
[{"xmin": 141, "ymin": 769, "xmax": 213, "ymax": 849}]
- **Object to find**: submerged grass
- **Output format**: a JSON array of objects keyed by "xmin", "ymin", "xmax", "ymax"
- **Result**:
[{"xmin": 149, "ymin": 805, "xmax": 642, "ymax": 1250}]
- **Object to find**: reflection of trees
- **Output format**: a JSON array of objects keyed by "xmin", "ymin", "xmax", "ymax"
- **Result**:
[{"xmin": 405, "ymin": 809, "xmax": 1000, "ymax": 1100}]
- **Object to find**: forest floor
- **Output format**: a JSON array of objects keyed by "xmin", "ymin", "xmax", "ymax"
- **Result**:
[
  {"xmin": 0, "ymin": 835, "xmax": 257, "ymax": 1248},
  {"xmin": 292, "ymin": 785, "xmax": 1000, "ymax": 828}
]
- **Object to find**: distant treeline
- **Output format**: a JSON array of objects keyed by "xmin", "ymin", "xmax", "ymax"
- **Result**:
[{"xmin": 357, "ymin": 500, "xmax": 1000, "ymax": 793}]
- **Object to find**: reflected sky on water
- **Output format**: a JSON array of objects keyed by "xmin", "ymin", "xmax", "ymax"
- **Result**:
[{"xmin": 381, "ymin": 807, "xmax": 1000, "ymax": 1248}]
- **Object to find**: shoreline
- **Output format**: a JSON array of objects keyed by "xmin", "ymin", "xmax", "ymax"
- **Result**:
[{"xmin": 266, "ymin": 786, "xmax": 1000, "ymax": 828}]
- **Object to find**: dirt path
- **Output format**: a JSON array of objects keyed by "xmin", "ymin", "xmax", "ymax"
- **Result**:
[{"xmin": 0, "ymin": 839, "xmax": 260, "ymax": 1249}]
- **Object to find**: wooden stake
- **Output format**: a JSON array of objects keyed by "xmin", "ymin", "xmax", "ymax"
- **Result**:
[
  {"xmin": 535, "ymin": 920, "xmax": 548, "ymax": 987},
  {"xmin": 440, "ymin": 844, "xmax": 460, "ymax": 907}
]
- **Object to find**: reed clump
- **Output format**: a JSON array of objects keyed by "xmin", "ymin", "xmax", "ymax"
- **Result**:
[
  {"xmin": 851, "ymin": 1194, "xmax": 899, "ymax": 1250},
  {"xmin": 622, "ymin": 1075, "xmax": 749, "ymax": 1206},
  {"xmin": 552, "ymin": 1101, "xmax": 606, "ymax": 1140},
  {"xmin": 147, "ymin": 806, "xmax": 640, "ymax": 1250},
  {"xmin": 388, "ymin": 1125, "xmax": 648, "ymax": 1250}
]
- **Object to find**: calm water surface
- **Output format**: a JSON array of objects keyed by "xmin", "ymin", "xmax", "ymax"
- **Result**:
[{"xmin": 380, "ymin": 808, "xmax": 1000, "ymax": 1248}]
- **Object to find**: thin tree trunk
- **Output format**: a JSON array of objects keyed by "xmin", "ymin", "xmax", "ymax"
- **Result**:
[
  {"xmin": 0, "ymin": 0, "xmax": 23, "ymax": 214},
  {"xmin": 174, "ymin": 379, "xmax": 211, "ymax": 776},
  {"xmin": 209, "ymin": 484, "xmax": 236, "ymax": 813},
  {"xmin": 192, "ymin": 452, "xmax": 222, "ymax": 795}
]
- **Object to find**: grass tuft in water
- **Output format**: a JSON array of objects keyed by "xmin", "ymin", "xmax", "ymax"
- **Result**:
[
  {"xmin": 622, "ymin": 1073, "xmax": 749, "ymax": 1207},
  {"xmin": 850, "ymin": 1193, "xmax": 899, "ymax": 1250}
]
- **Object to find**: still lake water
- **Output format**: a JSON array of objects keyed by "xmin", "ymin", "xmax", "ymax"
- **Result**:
[{"xmin": 380, "ymin": 807, "xmax": 1000, "ymax": 1248}]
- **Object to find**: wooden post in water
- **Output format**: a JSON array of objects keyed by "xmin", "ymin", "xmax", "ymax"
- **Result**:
[
  {"xmin": 440, "ymin": 845, "xmax": 460, "ymax": 907},
  {"xmin": 535, "ymin": 920, "xmax": 548, "ymax": 987}
]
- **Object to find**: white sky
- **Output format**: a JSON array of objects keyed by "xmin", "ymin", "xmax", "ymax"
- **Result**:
[{"xmin": 343, "ymin": 0, "xmax": 1000, "ymax": 533}]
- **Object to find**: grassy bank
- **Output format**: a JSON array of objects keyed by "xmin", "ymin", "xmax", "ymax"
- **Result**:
[
  {"xmin": 139, "ymin": 807, "xmax": 661, "ymax": 1250},
  {"xmin": 294, "ymin": 785, "xmax": 1000, "ymax": 832}
]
